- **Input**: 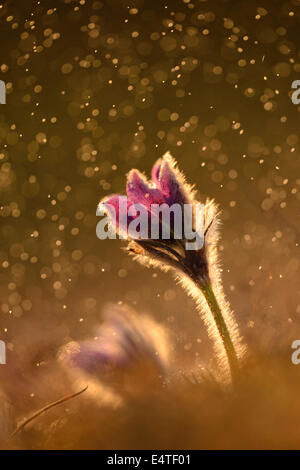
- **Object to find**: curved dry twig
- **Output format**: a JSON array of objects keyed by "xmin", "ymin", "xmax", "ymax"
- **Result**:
[{"xmin": 10, "ymin": 385, "xmax": 88, "ymax": 439}]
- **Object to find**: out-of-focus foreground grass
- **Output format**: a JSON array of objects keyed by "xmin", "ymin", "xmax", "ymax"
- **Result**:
[{"xmin": 2, "ymin": 351, "xmax": 300, "ymax": 450}]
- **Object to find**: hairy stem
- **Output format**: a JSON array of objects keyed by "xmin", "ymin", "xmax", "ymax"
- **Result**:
[{"xmin": 200, "ymin": 282, "xmax": 239, "ymax": 385}]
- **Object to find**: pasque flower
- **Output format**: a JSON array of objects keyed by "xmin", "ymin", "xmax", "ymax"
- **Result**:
[
  {"xmin": 58, "ymin": 304, "xmax": 170, "ymax": 387},
  {"xmin": 98, "ymin": 152, "xmax": 197, "ymax": 245},
  {"xmin": 99, "ymin": 153, "xmax": 246, "ymax": 384}
]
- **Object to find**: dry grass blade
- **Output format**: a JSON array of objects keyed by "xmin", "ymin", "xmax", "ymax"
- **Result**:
[{"xmin": 10, "ymin": 385, "xmax": 88, "ymax": 439}]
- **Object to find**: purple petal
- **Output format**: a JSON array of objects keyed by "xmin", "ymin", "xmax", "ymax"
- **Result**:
[
  {"xmin": 151, "ymin": 159, "xmax": 162, "ymax": 186},
  {"xmin": 60, "ymin": 340, "xmax": 127, "ymax": 375},
  {"xmin": 126, "ymin": 169, "xmax": 165, "ymax": 208},
  {"xmin": 156, "ymin": 159, "xmax": 186, "ymax": 206},
  {"xmin": 101, "ymin": 194, "xmax": 134, "ymax": 233}
]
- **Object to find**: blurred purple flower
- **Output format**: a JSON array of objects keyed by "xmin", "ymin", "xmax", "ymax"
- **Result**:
[{"xmin": 58, "ymin": 304, "xmax": 170, "ymax": 381}]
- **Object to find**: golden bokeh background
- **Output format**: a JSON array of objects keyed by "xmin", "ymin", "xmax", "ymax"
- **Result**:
[{"xmin": 0, "ymin": 0, "xmax": 300, "ymax": 449}]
